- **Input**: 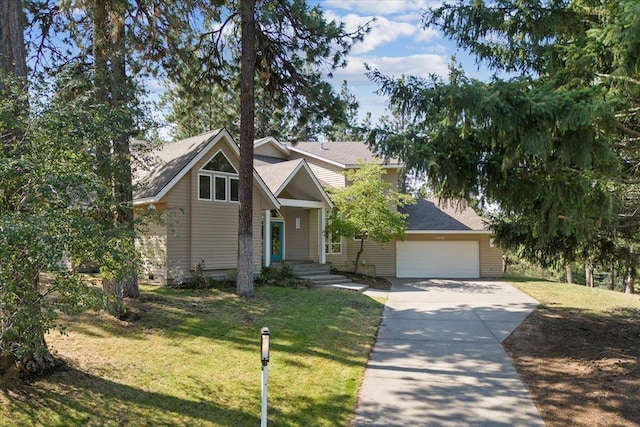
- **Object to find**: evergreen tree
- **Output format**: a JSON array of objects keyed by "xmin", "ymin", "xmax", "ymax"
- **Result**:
[{"xmin": 368, "ymin": 0, "xmax": 640, "ymax": 284}]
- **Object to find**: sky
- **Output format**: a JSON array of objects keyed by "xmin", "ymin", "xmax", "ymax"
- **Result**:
[
  {"xmin": 148, "ymin": 0, "xmax": 496, "ymax": 137},
  {"xmin": 315, "ymin": 0, "xmax": 494, "ymax": 123}
]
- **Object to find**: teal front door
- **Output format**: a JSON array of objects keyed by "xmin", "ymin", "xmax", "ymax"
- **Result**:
[{"xmin": 270, "ymin": 221, "xmax": 284, "ymax": 262}]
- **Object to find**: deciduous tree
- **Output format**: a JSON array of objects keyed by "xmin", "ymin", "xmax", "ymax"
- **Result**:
[{"xmin": 327, "ymin": 162, "xmax": 413, "ymax": 275}]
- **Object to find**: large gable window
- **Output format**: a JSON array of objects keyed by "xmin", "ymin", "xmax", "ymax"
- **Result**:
[{"xmin": 198, "ymin": 150, "xmax": 239, "ymax": 203}]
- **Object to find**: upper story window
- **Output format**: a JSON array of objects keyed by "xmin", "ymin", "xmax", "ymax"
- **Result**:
[{"xmin": 198, "ymin": 150, "xmax": 239, "ymax": 203}]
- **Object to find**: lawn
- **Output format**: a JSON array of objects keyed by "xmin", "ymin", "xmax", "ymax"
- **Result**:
[
  {"xmin": 0, "ymin": 283, "xmax": 385, "ymax": 426},
  {"xmin": 504, "ymin": 278, "xmax": 640, "ymax": 426}
]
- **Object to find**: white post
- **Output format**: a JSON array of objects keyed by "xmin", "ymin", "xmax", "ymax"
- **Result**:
[
  {"xmin": 319, "ymin": 208, "xmax": 326, "ymax": 264},
  {"xmin": 260, "ymin": 327, "xmax": 270, "ymax": 427},
  {"xmin": 261, "ymin": 364, "xmax": 268, "ymax": 427},
  {"xmin": 264, "ymin": 210, "xmax": 271, "ymax": 267}
]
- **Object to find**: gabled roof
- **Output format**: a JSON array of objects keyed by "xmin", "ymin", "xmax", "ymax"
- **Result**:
[
  {"xmin": 254, "ymin": 137, "xmax": 290, "ymax": 157},
  {"xmin": 133, "ymin": 129, "xmax": 279, "ymax": 209},
  {"xmin": 254, "ymin": 159, "xmax": 333, "ymax": 208},
  {"xmin": 400, "ymin": 199, "xmax": 490, "ymax": 233},
  {"xmin": 286, "ymin": 141, "xmax": 402, "ymax": 169}
]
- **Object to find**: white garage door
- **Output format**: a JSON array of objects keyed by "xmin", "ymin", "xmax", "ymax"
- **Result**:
[{"xmin": 396, "ymin": 241, "xmax": 480, "ymax": 278}]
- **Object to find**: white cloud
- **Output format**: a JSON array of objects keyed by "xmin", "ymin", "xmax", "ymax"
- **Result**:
[
  {"xmin": 324, "ymin": 52, "xmax": 449, "ymax": 121},
  {"xmin": 331, "ymin": 53, "xmax": 449, "ymax": 87},
  {"xmin": 328, "ymin": 12, "xmax": 418, "ymax": 54},
  {"xmin": 323, "ymin": 0, "xmax": 443, "ymax": 16},
  {"xmin": 414, "ymin": 27, "xmax": 440, "ymax": 43}
]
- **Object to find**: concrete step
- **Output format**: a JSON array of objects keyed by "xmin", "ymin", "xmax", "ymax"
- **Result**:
[{"xmin": 270, "ymin": 261, "xmax": 366, "ymax": 292}]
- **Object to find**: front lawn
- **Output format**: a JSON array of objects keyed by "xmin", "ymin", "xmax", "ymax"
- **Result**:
[{"xmin": 0, "ymin": 284, "xmax": 385, "ymax": 426}]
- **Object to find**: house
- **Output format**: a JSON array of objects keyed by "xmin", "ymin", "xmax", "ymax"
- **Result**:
[{"xmin": 133, "ymin": 129, "xmax": 503, "ymax": 284}]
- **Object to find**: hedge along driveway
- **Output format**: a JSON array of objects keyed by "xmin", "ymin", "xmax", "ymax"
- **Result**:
[{"xmin": 0, "ymin": 284, "xmax": 385, "ymax": 427}]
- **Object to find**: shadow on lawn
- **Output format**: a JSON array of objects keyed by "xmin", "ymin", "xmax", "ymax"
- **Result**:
[{"xmin": 4, "ymin": 365, "xmax": 258, "ymax": 426}]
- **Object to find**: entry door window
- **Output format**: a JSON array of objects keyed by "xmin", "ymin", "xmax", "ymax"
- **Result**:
[{"xmin": 271, "ymin": 222, "xmax": 284, "ymax": 261}]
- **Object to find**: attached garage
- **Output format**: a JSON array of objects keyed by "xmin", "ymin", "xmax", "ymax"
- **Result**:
[{"xmin": 396, "ymin": 240, "xmax": 480, "ymax": 279}]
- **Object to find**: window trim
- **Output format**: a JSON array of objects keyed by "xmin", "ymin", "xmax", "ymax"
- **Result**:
[
  {"xmin": 325, "ymin": 232, "xmax": 342, "ymax": 255},
  {"xmin": 214, "ymin": 175, "xmax": 227, "ymax": 202},
  {"xmin": 198, "ymin": 173, "xmax": 212, "ymax": 201},
  {"xmin": 197, "ymin": 150, "xmax": 240, "ymax": 204}
]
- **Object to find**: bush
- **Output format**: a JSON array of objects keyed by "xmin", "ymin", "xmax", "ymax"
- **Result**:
[{"xmin": 257, "ymin": 262, "xmax": 309, "ymax": 288}]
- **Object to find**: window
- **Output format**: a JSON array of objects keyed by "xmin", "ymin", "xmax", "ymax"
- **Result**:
[
  {"xmin": 325, "ymin": 233, "xmax": 342, "ymax": 254},
  {"xmin": 214, "ymin": 176, "xmax": 226, "ymax": 201},
  {"xmin": 230, "ymin": 178, "xmax": 239, "ymax": 202},
  {"xmin": 197, "ymin": 150, "xmax": 239, "ymax": 203},
  {"xmin": 198, "ymin": 174, "xmax": 211, "ymax": 200},
  {"xmin": 202, "ymin": 151, "xmax": 237, "ymax": 173}
]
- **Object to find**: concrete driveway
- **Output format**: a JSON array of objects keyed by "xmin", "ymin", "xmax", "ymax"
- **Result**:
[{"xmin": 352, "ymin": 279, "xmax": 545, "ymax": 427}]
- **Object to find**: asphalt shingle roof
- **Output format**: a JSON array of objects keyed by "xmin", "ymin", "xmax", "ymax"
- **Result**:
[
  {"xmin": 400, "ymin": 198, "xmax": 489, "ymax": 231},
  {"xmin": 286, "ymin": 141, "xmax": 401, "ymax": 167},
  {"xmin": 134, "ymin": 129, "xmax": 223, "ymax": 200},
  {"xmin": 254, "ymin": 159, "xmax": 304, "ymax": 195}
]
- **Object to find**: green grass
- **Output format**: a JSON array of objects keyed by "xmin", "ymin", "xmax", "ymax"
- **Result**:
[
  {"xmin": 508, "ymin": 277, "xmax": 640, "ymax": 316},
  {"xmin": 0, "ymin": 284, "xmax": 385, "ymax": 426}
]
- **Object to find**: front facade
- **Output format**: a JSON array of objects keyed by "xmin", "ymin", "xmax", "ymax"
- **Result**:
[{"xmin": 134, "ymin": 131, "xmax": 503, "ymax": 284}]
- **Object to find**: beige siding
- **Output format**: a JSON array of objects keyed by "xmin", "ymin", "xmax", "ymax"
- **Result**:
[
  {"xmin": 255, "ymin": 143, "xmax": 286, "ymax": 159},
  {"xmin": 135, "ymin": 204, "xmax": 168, "ymax": 282},
  {"xmin": 345, "ymin": 238, "xmax": 397, "ymax": 277},
  {"xmin": 282, "ymin": 207, "xmax": 310, "ymax": 261},
  {"xmin": 190, "ymin": 143, "xmax": 240, "ymax": 271},
  {"xmin": 402, "ymin": 233, "xmax": 504, "ymax": 278},
  {"xmin": 479, "ymin": 235, "xmax": 504, "ymax": 277},
  {"xmin": 166, "ymin": 175, "xmax": 192, "ymax": 282},
  {"xmin": 252, "ymin": 187, "xmax": 264, "ymax": 270},
  {"xmin": 382, "ymin": 168, "xmax": 399, "ymax": 190},
  {"xmin": 289, "ymin": 153, "xmax": 345, "ymax": 188},
  {"xmin": 308, "ymin": 209, "xmax": 319, "ymax": 262}
]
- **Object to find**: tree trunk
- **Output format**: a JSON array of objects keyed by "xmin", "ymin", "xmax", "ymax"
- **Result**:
[
  {"xmin": 609, "ymin": 260, "xmax": 615, "ymax": 291},
  {"xmin": 354, "ymin": 238, "xmax": 365, "ymax": 275},
  {"xmin": 585, "ymin": 261, "xmax": 594, "ymax": 287},
  {"xmin": 0, "ymin": 0, "xmax": 28, "ymax": 90},
  {"xmin": 111, "ymin": 2, "xmax": 139, "ymax": 299},
  {"xmin": 566, "ymin": 264, "xmax": 573, "ymax": 284},
  {"xmin": 502, "ymin": 254, "xmax": 509, "ymax": 274},
  {"xmin": 236, "ymin": 0, "xmax": 256, "ymax": 297},
  {"xmin": 624, "ymin": 274, "xmax": 635, "ymax": 294}
]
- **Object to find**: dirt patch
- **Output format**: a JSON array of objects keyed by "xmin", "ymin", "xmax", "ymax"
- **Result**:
[{"xmin": 503, "ymin": 307, "xmax": 640, "ymax": 427}]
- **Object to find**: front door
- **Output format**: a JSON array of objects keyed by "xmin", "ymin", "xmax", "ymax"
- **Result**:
[{"xmin": 270, "ymin": 221, "xmax": 284, "ymax": 262}]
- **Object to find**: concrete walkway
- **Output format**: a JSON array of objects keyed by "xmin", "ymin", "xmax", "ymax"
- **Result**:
[{"xmin": 353, "ymin": 279, "xmax": 545, "ymax": 427}]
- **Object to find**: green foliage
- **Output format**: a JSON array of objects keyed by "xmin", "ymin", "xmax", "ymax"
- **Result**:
[
  {"xmin": 327, "ymin": 162, "xmax": 413, "ymax": 273},
  {"xmin": 327, "ymin": 162, "xmax": 413, "ymax": 243},
  {"xmin": 257, "ymin": 262, "xmax": 308, "ymax": 288},
  {"xmin": 0, "ymin": 77, "xmax": 134, "ymax": 372}
]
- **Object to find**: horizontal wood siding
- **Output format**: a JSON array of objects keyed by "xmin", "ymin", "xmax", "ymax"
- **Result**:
[
  {"xmin": 289, "ymin": 153, "xmax": 345, "ymax": 188},
  {"xmin": 282, "ymin": 207, "xmax": 310, "ymax": 261},
  {"xmin": 345, "ymin": 238, "xmax": 397, "ymax": 277},
  {"xmin": 252, "ymin": 188, "xmax": 264, "ymax": 270},
  {"xmin": 309, "ymin": 209, "xmax": 319, "ymax": 262},
  {"xmin": 255, "ymin": 143, "xmax": 286, "ymax": 159},
  {"xmin": 479, "ymin": 235, "xmax": 504, "ymax": 277},
  {"xmin": 135, "ymin": 204, "xmax": 168, "ymax": 282},
  {"xmin": 190, "ymin": 142, "xmax": 241, "ymax": 271},
  {"xmin": 166, "ymin": 175, "xmax": 192, "ymax": 282},
  {"xmin": 402, "ymin": 233, "xmax": 504, "ymax": 278}
]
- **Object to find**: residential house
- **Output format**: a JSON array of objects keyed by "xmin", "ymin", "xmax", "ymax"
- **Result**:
[{"xmin": 133, "ymin": 129, "xmax": 503, "ymax": 284}]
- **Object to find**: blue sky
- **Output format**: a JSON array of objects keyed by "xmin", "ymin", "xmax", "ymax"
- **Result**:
[
  {"xmin": 316, "ymin": 0, "xmax": 493, "ymax": 123},
  {"xmin": 148, "ymin": 1, "xmax": 495, "ymax": 137}
]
